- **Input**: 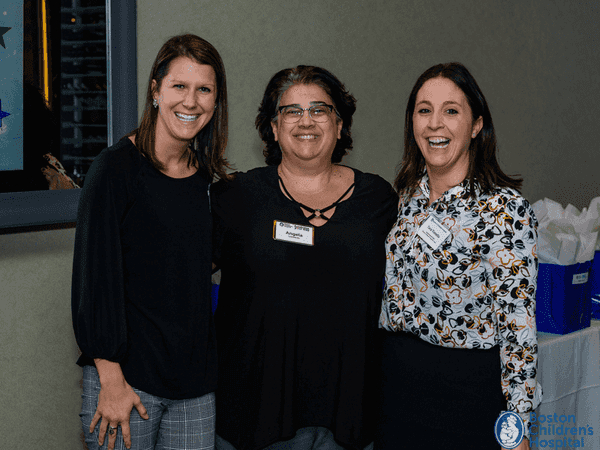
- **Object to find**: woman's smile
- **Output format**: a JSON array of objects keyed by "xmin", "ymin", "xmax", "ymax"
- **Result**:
[
  {"xmin": 174, "ymin": 112, "xmax": 200, "ymax": 122},
  {"xmin": 294, "ymin": 133, "xmax": 319, "ymax": 140},
  {"xmin": 427, "ymin": 136, "xmax": 450, "ymax": 148}
]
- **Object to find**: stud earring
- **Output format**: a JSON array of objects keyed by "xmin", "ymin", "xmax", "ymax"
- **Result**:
[{"xmin": 153, "ymin": 98, "xmax": 158, "ymax": 108}]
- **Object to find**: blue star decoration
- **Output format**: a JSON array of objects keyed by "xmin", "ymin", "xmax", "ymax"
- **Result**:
[
  {"xmin": 0, "ymin": 26, "xmax": 11, "ymax": 49},
  {"xmin": 0, "ymin": 99, "xmax": 10, "ymax": 127}
]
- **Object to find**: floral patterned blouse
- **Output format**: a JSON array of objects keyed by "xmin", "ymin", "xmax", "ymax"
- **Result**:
[{"xmin": 379, "ymin": 174, "xmax": 542, "ymax": 434}]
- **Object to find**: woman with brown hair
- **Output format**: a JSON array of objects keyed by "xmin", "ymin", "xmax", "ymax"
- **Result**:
[
  {"xmin": 72, "ymin": 34, "xmax": 228, "ymax": 450},
  {"xmin": 376, "ymin": 62, "xmax": 541, "ymax": 450}
]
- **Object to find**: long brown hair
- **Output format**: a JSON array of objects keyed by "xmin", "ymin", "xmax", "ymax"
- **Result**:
[
  {"xmin": 395, "ymin": 62, "xmax": 522, "ymax": 197},
  {"xmin": 129, "ymin": 34, "xmax": 230, "ymax": 180}
]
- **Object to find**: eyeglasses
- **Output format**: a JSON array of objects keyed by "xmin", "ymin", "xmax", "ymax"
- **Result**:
[{"xmin": 277, "ymin": 104, "xmax": 335, "ymax": 123}]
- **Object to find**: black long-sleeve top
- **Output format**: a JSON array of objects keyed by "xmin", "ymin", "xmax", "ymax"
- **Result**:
[{"xmin": 71, "ymin": 138, "xmax": 217, "ymax": 400}]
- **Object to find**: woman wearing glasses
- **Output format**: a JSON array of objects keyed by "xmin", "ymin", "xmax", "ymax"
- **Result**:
[{"xmin": 211, "ymin": 65, "xmax": 397, "ymax": 450}]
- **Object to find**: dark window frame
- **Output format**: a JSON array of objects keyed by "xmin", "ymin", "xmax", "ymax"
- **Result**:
[{"xmin": 0, "ymin": 0, "xmax": 137, "ymax": 231}]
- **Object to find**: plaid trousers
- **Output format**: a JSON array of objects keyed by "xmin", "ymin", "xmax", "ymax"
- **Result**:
[{"xmin": 81, "ymin": 365, "xmax": 215, "ymax": 450}]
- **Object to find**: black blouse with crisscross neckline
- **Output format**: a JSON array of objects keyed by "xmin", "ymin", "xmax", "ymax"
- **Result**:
[
  {"xmin": 211, "ymin": 165, "xmax": 398, "ymax": 450},
  {"xmin": 277, "ymin": 175, "xmax": 355, "ymax": 221}
]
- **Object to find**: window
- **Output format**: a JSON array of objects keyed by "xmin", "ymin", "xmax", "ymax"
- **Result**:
[{"xmin": 0, "ymin": 0, "xmax": 137, "ymax": 230}]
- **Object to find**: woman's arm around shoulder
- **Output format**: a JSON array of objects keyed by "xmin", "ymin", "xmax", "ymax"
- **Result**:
[
  {"xmin": 210, "ymin": 172, "xmax": 243, "ymax": 270},
  {"xmin": 356, "ymin": 170, "xmax": 399, "ymax": 227}
]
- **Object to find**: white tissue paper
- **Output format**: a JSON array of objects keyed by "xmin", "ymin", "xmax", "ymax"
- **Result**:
[{"xmin": 532, "ymin": 197, "xmax": 600, "ymax": 265}]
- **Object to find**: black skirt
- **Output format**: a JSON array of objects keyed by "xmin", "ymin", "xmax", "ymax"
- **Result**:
[{"xmin": 375, "ymin": 330, "xmax": 507, "ymax": 450}]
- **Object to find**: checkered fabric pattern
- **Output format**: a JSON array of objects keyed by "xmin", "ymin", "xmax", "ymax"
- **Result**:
[{"xmin": 81, "ymin": 365, "xmax": 215, "ymax": 449}]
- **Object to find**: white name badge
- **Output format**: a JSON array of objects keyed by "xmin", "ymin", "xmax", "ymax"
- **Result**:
[
  {"xmin": 416, "ymin": 215, "xmax": 451, "ymax": 250},
  {"xmin": 273, "ymin": 220, "xmax": 314, "ymax": 246}
]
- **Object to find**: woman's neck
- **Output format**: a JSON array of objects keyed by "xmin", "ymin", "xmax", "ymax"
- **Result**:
[
  {"xmin": 426, "ymin": 166, "xmax": 467, "ymax": 205},
  {"xmin": 155, "ymin": 138, "xmax": 190, "ymax": 166},
  {"xmin": 154, "ymin": 134, "xmax": 195, "ymax": 177},
  {"xmin": 278, "ymin": 159, "xmax": 337, "ymax": 194}
]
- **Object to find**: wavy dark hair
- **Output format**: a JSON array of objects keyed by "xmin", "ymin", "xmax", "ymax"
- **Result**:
[
  {"xmin": 256, "ymin": 65, "xmax": 357, "ymax": 166},
  {"xmin": 395, "ymin": 62, "xmax": 522, "ymax": 197},
  {"xmin": 128, "ymin": 34, "xmax": 229, "ymax": 180}
]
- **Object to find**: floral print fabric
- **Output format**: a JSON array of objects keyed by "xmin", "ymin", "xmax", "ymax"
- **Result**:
[{"xmin": 379, "ymin": 174, "xmax": 542, "ymax": 432}]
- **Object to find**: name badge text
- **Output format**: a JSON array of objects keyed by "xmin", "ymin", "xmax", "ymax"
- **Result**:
[{"xmin": 273, "ymin": 220, "xmax": 314, "ymax": 246}]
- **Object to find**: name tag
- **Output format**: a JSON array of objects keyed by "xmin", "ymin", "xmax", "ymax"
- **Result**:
[
  {"xmin": 273, "ymin": 220, "xmax": 314, "ymax": 246},
  {"xmin": 417, "ymin": 215, "xmax": 451, "ymax": 250}
]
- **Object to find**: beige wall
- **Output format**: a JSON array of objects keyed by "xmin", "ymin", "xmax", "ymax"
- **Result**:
[
  {"xmin": 138, "ymin": 0, "xmax": 600, "ymax": 210},
  {"xmin": 1, "ymin": 1, "xmax": 599, "ymax": 448},
  {"xmin": 0, "ymin": 228, "xmax": 82, "ymax": 449}
]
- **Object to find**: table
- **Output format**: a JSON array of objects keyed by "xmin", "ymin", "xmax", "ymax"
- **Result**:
[{"xmin": 532, "ymin": 321, "xmax": 600, "ymax": 448}]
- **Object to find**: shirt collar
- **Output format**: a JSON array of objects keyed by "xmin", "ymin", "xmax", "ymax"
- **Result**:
[{"xmin": 417, "ymin": 172, "xmax": 481, "ymax": 208}]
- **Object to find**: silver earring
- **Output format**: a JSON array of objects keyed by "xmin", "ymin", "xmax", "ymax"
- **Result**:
[
  {"xmin": 214, "ymin": 105, "xmax": 217, "ymax": 110},
  {"xmin": 153, "ymin": 98, "xmax": 158, "ymax": 108}
]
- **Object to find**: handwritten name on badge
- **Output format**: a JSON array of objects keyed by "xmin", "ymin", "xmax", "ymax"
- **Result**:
[
  {"xmin": 417, "ymin": 215, "xmax": 451, "ymax": 250},
  {"xmin": 273, "ymin": 220, "xmax": 314, "ymax": 246}
]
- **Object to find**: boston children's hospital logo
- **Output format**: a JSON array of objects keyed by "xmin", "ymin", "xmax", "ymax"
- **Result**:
[
  {"xmin": 495, "ymin": 411, "xmax": 525, "ymax": 449},
  {"xmin": 495, "ymin": 412, "xmax": 594, "ymax": 448},
  {"xmin": 528, "ymin": 413, "xmax": 593, "ymax": 448}
]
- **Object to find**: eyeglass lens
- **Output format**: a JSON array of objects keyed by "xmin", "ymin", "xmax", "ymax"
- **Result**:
[{"xmin": 280, "ymin": 105, "xmax": 332, "ymax": 123}]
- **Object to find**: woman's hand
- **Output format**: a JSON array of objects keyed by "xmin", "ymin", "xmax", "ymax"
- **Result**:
[{"xmin": 92, "ymin": 359, "xmax": 149, "ymax": 450}]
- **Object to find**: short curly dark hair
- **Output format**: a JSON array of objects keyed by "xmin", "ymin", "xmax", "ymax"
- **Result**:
[{"xmin": 255, "ymin": 65, "xmax": 357, "ymax": 166}]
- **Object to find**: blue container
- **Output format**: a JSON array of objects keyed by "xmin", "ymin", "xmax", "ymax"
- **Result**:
[
  {"xmin": 536, "ymin": 261, "xmax": 592, "ymax": 334},
  {"xmin": 211, "ymin": 284, "xmax": 219, "ymax": 314},
  {"xmin": 591, "ymin": 251, "xmax": 600, "ymax": 320}
]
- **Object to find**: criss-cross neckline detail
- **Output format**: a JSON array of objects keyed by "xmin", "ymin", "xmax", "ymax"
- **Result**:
[{"xmin": 278, "ymin": 175, "xmax": 355, "ymax": 222}]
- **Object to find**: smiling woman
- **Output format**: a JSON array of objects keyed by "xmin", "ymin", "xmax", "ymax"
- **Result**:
[
  {"xmin": 211, "ymin": 65, "xmax": 398, "ymax": 450},
  {"xmin": 377, "ymin": 63, "xmax": 541, "ymax": 450},
  {"xmin": 71, "ymin": 34, "xmax": 229, "ymax": 450},
  {"xmin": 131, "ymin": 35, "xmax": 228, "ymax": 180}
]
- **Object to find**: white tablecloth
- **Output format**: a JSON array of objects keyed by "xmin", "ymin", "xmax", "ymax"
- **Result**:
[{"xmin": 532, "ymin": 321, "xmax": 600, "ymax": 448}]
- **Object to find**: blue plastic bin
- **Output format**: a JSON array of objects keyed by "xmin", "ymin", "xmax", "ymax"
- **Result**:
[
  {"xmin": 536, "ymin": 261, "xmax": 592, "ymax": 334},
  {"xmin": 591, "ymin": 250, "xmax": 600, "ymax": 320},
  {"xmin": 211, "ymin": 284, "xmax": 219, "ymax": 314}
]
